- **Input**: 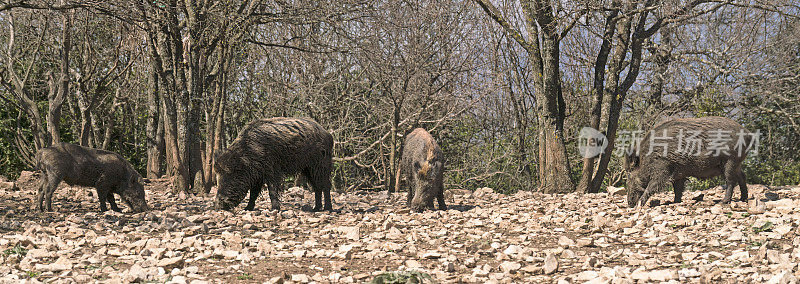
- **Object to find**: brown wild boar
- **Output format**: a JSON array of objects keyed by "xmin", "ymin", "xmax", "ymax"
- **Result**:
[
  {"xmin": 626, "ymin": 116, "xmax": 754, "ymax": 207},
  {"xmin": 214, "ymin": 117, "xmax": 334, "ymax": 211},
  {"xmin": 35, "ymin": 143, "xmax": 149, "ymax": 212},
  {"xmin": 395, "ymin": 128, "xmax": 446, "ymax": 212}
]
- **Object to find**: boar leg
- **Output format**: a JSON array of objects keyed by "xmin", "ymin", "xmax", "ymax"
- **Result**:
[
  {"xmin": 313, "ymin": 189, "xmax": 323, "ymax": 211},
  {"xmin": 35, "ymin": 174, "xmax": 49, "ymax": 211},
  {"xmin": 407, "ymin": 183, "xmax": 414, "ymax": 206},
  {"xmin": 672, "ymin": 178, "xmax": 686, "ymax": 204},
  {"xmin": 638, "ymin": 172, "xmax": 668, "ymax": 207},
  {"xmin": 96, "ymin": 178, "xmax": 114, "ymax": 212},
  {"xmin": 245, "ymin": 184, "xmax": 263, "ymax": 211},
  {"xmin": 323, "ymin": 186, "xmax": 332, "ymax": 211},
  {"xmin": 424, "ymin": 189, "xmax": 436, "ymax": 210},
  {"xmin": 311, "ymin": 175, "xmax": 333, "ymax": 212},
  {"xmin": 737, "ymin": 169, "xmax": 748, "ymax": 202},
  {"xmin": 43, "ymin": 173, "xmax": 63, "ymax": 212},
  {"xmin": 721, "ymin": 161, "xmax": 739, "ymax": 204},
  {"xmin": 426, "ymin": 197, "xmax": 435, "ymax": 210},
  {"xmin": 107, "ymin": 191, "xmax": 122, "ymax": 212},
  {"xmin": 322, "ymin": 168, "xmax": 334, "ymax": 211},
  {"xmin": 303, "ymin": 170, "xmax": 324, "ymax": 211},
  {"xmin": 307, "ymin": 167, "xmax": 333, "ymax": 211},
  {"xmin": 267, "ymin": 182, "xmax": 281, "ymax": 211},
  {"xmin": 98, "ymin": 189, "xmax": 109, "ymax": 212},
  {"xmin": 436, "ymin": 190, "xmax": 447, "ymax": 210}
]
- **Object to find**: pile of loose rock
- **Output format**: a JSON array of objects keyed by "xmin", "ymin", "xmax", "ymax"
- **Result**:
[{"xmin": 1, "ymin": 179, "xmax": 799, "ymax": 283}]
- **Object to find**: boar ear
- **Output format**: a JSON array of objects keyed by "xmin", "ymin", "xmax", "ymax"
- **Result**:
[
  {"xmin": 623, "ymin": 153, "xmax": 639, "ymax": 169},
  {"xmin": 129, "ymin": 171, "xmax": 140, "ymax": 185}
]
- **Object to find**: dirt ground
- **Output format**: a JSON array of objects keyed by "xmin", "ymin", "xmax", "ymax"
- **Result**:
[{"xmin": 1, "ymin": 172, "xmax": 800, "ymax": 283}]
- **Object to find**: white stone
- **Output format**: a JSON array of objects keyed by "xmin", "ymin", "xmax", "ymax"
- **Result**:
[
  {"xmin": 544, "ymin": 254, "xmax": 558, "ymax": 274},
  {"xmin": 499, "ymin": 261, "xmax": 521, "ymax": 274},
  {"xmin": 767, "ymin": 270, "xmax": 798, "ymax": 284}
]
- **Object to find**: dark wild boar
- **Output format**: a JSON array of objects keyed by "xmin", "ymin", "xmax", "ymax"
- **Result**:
[
  {"xmin": 395, "ymin": 128, "xmax": 446, "ymax": 212},
  {"xmin": 35, "ymin": 143, "xmax": 149, "ymax": 212},
  {"xmin": 626, "ymin": 116, "xmax": 753, "ymax": 207},
  {"xmin": 214, "ymin": 117, "xmax": 334, "ymax": 211}
]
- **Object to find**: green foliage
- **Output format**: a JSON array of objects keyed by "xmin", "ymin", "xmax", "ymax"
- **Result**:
[
  {"xmin": 753, "ymin": 221, "xmax": 774, "ymax": 233},
  {"xmin": 0, "ymin": 100, "xmax": 30, "ymax": 179},
  {"xmin": 742, "ymin": 158, "xmax": 800, "ymax": 186},
  {"xmin": 2, "ymin": 245, "xmax": 28, "ymax": 257},
  {"xmin": 692, "ymin": 86, "xmax": 727, "ymax": 117},
  {"xmin": 685, "ymin": 176, "xmax": 722, "ymax": 193},
  {"xmin": 740, "ymin": 113, "xmax": 800, "ymax": 186},
  {"xmin": 439, "ymin": 116, "xmax": 533, "ymax": 194},
  {"xmin": 236, "ymin": 273, "xmax": 254, "ymax": 280},
  {"xmin": 369, "ymin": 271, "xmax": 437, "ymax": 284},
  {"xmin": 23, "ymin": 270, "xmax": 40, "ymax": 279}
]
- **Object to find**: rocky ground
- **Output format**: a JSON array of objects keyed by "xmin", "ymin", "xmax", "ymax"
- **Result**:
[{"xmin": 1, "ymin": 172, "xmax": 800, "ymax": 283}]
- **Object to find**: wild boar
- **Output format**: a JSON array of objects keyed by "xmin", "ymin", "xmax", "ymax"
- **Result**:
[
  {"xmin": 214, "ymin": 117, "xmax": 334, "ymax": 211},
  {"xmin": 625, "ymin": 116, "xmax": 754, "ymax": 207},
  {"xmin": 395, "ymin": 128, "xmax": 446, "ymax": 212},
  {"xmin": 35, "ymin": 143, "xmax": 149, "ymax": 212}
]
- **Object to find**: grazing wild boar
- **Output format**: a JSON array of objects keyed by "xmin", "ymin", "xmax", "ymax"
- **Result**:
[
  {"xmin": 395, "ymin": 128, "xmax": 446, "ymax": 212},
  {"xmin": 214, "ymin": 117, "xmax": 334, "ymax": 211},
  {"xmin": 34, "ymin": 143, "xmax": 149, "ymax": 212},
  {"xmin": 625, "ymin": 116, "xmax": 754, "ymax": 207}
]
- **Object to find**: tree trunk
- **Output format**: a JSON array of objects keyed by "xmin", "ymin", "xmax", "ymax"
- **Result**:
[
  {"xmin": 90, "ymin": 111, "xmax": 101, "ymax": 148},
  {"xmin": 76, "ymin": 89, "xmax": 95, "ymax": 147},
  {"xmin": 100, "ymin": 94, "xmax": 118, "ymax": 150},
  {"xmin": 162, "ymin": 89, "xmax": 187, "ymax": 191},
  {"xmin": 203, "ymin": 101, "xmax": 224, "ymax": 194},
  {"xmin": 388, "ymin": 105, "xmax": 400, "ymax": 193},
  {"xmin": 213, "ymin": 45, "xmax": 230, "ymax": 193},
  {"xmin": 47, "ymin": 6, "xmax": 70, "ymax": 145},
  {"xmin": 203, "ymin": 65, "xmax": 227, "ymax": 194},
  {"xmin": 147, "ymin": 71, "xmax": 164, "ymax": 178},
  {"xmin": 156, "ymin": 107, "xmax": 165, "ymax": 173},
  {"xmin": 162, "ymin": 95, "xmax": 175, "ymax": 177},
  {"xmin": 152, "ymin": 1, "xmax": 190, "ymax": 193},
  {"xmin": 182, "ymin": 0, "xmax": 205, "ymax": 194},
  {"xmin": 578, "ymin": 9, "xmax": 618, "ymax": 193},
  {"xmin": 536, "ymin": 6, "xmax": 574, "ymax": 194},
  {"xmin": 588, "ymin": 5, "xmax": 651, "ymax": 194},
  {"xmin": 3, "ymin": 14, "xmax": 48, "ymax": 154},
  {"xmin": 649, "ymin": 27, "xmax": 672, "ymax": 107},
  {"xmin": 75, "ymin": 79, "xmax": 99, "ymax": 148}
]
